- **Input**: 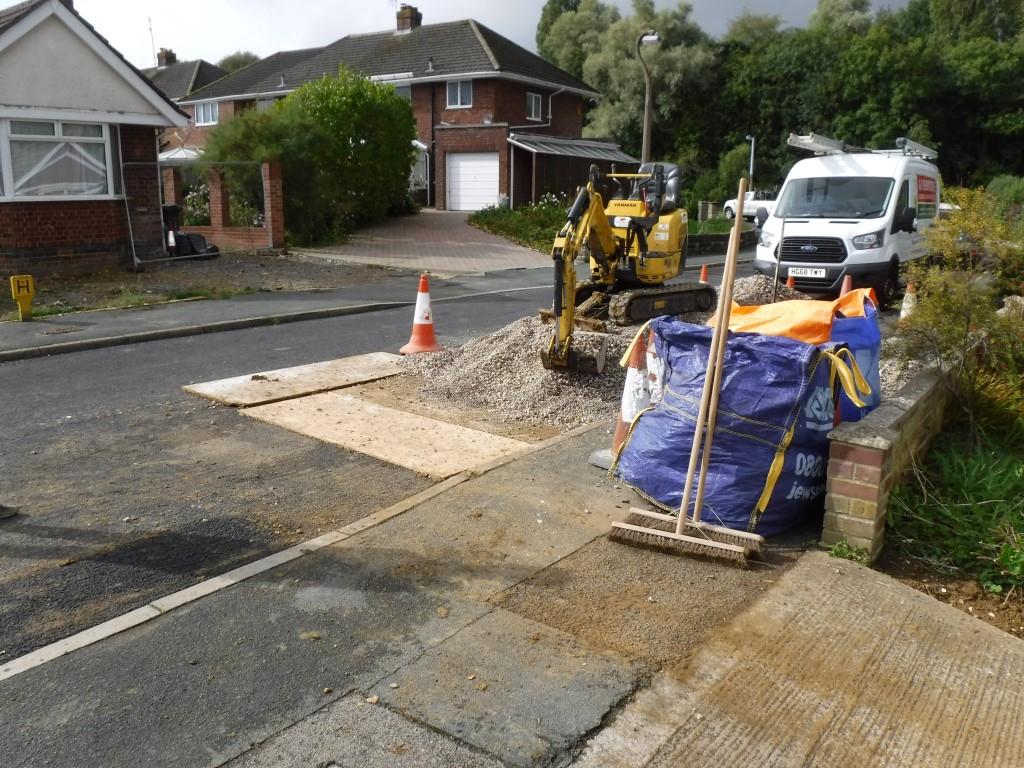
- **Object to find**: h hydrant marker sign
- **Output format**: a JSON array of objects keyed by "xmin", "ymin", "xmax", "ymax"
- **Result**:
[{"xmin": 10, "ymin": 274, "xmax": 35, "ymax": 321}]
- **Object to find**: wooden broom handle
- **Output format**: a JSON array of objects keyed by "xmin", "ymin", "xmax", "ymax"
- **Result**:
[
  {"xmin": 676, "ymin": 178, "xmax": 747, "ymax": 534},
  {"xmin": 693, "ymin": 182, "xmax": 745, "ymax": 519}
]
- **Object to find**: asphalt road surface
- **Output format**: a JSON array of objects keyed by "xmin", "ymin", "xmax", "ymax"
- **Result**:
[{"xmin": 0, "ymin": 260, "xmax": 753, "ymax": 659}]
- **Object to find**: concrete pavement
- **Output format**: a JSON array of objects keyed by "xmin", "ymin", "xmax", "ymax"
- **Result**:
[
  {"xmin": 3, "ymin": 426, "xmax": 1022, "ymax": 767},
  {"xmin": 294, "ymin": 209, "xmax": 551, "ymax": 275}
]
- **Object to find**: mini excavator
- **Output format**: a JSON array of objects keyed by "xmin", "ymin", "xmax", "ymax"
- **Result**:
[{"xmin": 540, "ymin": 163, "xmax": 716, "ymax": 374}]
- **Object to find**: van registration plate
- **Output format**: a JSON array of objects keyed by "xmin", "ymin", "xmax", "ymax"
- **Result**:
[{"xmin": 789, "ymin": 267, "xmax": 826, "ymax": 278}]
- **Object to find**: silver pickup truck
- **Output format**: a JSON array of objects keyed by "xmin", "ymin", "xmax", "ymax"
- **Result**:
[{"xmin": 723, "ymin": 190, "xmax": 776, "ymax": 220}]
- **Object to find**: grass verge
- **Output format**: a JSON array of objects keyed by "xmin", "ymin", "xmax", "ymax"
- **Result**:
[{"xmin": 887, "ymin": 372, "xmax": 1024, "ymax": 595}]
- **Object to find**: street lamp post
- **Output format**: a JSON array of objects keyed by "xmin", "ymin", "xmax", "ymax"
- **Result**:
[
  {"xmin": 745, "ymin": 134, "xmax": 756, "ymax": 190},
  {"xmin": 636, "ymin": 30, "xmax": 659, "ymax": 164}
]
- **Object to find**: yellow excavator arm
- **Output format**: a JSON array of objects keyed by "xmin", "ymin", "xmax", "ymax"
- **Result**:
[{"xmin": 542, "ymin": 173, "xmax": 618, "ymax": 374}]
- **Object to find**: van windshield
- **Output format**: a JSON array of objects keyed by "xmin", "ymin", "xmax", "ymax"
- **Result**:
[{"xmin": 775, "ymin": 176, "xmax": 894, "ymax": 219}]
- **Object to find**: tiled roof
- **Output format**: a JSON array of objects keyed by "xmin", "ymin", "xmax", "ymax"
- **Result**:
[
  {"xmin": 143, "ymin": 59, "xmax": 228, "ymax": 101},
  {"xmin": 0, "ymin": 0, "xmax": 40, "ymax": 34},
  {"xmin": 0, "ymin": 0, "xmax": 187, "ymax": 119},
  {"xmin": 184, "ymin": 19, "xmax": 596, "ymax": 103},
  {"xmin": 183, "ymin": 47, "xmax": 322, "ymax": 101}
]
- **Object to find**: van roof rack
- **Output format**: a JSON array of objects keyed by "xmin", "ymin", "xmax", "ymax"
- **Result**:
[
  {"xmin": 788, "ymin": 132, "xmax": 937, "ymax": 160},
  {"xmin": 787, "ymin": 133, "xmax": 848, "ymax": 154}
]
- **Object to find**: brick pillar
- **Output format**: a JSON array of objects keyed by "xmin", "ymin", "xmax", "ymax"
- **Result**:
[
  {"xmin": 161, "ymin": 167, "xmax": 184, "ymax": 206},
  {"xmin": 821, "ymin": 370, "xmax": 952, "ymax": 562},
  {"xmin": 208, "ymin": 167, "xmax": 231, "ymax": 228},
  {"xmin": 822, "ymin": 441, "xmax": 892, "ymax": 560},
  {"xmin": 262, "ymin": 162, "xmax": 285, "ymax": 248}
]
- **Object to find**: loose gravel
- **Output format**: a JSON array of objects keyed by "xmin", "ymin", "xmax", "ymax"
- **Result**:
[
  {"xmin": 404, "ymin": 277, "xmax": 916, "ymax": 427},
  {"xmin": 403, "ymin": 316, "xmax": 632, "ymax": 427}
]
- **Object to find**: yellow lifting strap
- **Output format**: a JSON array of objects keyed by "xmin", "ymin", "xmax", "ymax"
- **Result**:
[
  {"xmin": 753, "ymin": 348, "xmax": 870, "ymax": 518},
  {"xmin": 821, "ymin": 348, "xmax": 871, "ymax": 408}
]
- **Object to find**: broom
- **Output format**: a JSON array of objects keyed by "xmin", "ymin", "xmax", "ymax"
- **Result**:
[{"xmin": 610, "ymin": 179, "xmax": 763, "ymax": 562}]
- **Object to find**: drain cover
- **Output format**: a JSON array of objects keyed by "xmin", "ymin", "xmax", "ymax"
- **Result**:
[{"xmin": 40, "ymin": 326, "xmax": 83, "ymax": 335}]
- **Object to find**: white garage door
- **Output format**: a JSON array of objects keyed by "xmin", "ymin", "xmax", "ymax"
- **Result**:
[{"xmin": 447, "ymin": 152, "xmax": 499, "ymax": 211}]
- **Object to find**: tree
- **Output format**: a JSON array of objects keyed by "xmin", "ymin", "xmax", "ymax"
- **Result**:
[
  {"xmin": 538, "ymin": 0, "xmax": 620, "ymax": 82},
  {"xmin": 581, "ymin": 1, "xmax": 716, "ymax": 162},
  {"xmin": 722, "ymin": 12, "xmax": 782, "ymax": 47},
  {"xmin": 536, "ymin": 0, "xmax": 580, "ymax": 60},
  {"xmin": 808, "ymin": 0, "xmax": 872, "ymax": 35},
  {"xmin": 930, "ymin": 0, "xmax": 1024, "ymax": 41},
  {"xmin": 217, "ymin": 50, "xmax": 260, "ymax": 73},
  {"xmin": 203, "ymin": 68, "xmax": 416, "ymax": 244}
]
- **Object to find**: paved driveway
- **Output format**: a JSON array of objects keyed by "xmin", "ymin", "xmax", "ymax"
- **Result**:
[{"xmin": 295, "ymin": 209, "xmax": 550, "ymax": 275}]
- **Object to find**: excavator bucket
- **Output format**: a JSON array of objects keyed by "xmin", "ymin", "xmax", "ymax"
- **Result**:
[{"xmin": 540, "ymin": 333, "xmax": 608, "ymax": 375}]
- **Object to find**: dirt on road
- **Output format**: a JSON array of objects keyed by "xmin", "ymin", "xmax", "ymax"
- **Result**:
[{"xmin": 0, "ymin": 252, "xmax": 395, "ymax": 321}]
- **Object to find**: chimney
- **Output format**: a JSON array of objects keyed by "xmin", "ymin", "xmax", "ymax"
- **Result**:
[
  {"xmin": 396, "ymin": 5, "xmax": 422, "ymax": 33},
  {"xmin": 157, "ymin": 48, "xmax": 177, "ymax": 67}
]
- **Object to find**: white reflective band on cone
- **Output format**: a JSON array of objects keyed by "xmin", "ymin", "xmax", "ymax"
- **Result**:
[
  {"xmin": 413, "ymin": 292, "xmax": 432, "ymax": 324},
  {"xmin": 646, "ymin": 348, "xmax": 665, "ymax": 405},
  {"xmin": 620, "ymin": 364, "xmax": 651, "ymax": 422}
]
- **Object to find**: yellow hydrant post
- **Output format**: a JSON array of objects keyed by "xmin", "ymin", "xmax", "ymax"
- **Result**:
[{"xmin": 9, "ymin": 274, "xmax": 35, "ymax": 321}]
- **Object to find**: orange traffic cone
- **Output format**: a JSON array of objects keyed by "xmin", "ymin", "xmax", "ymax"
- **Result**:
[
  {"xmin": 589, "ymin": 327, "xmax": 650, "ymax": 470},
  {"xmin": 900, "ymin": 280, "xmax": 917, "ymax": 321},
  {"xmin": 400, "ymin": 273, "xmax": 443, "ymax": 354},
  {"xmin": 698, "ymin": 264, "xmax": 709, "ymax": 284},
  {"xmin": 839, "ymin": 274, "xmax": 854, "ymax": 297},
  {"xmin": 785, "ymin": 275, "xmax": 796, "ymax": 289},
  {"xmin": 612, "ymin": 329, "xmax": 650, "ymax": 453}
]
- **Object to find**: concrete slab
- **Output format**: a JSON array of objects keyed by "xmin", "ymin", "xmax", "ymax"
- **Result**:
[
  {"xmin": 225, "ymin": 692, "xmax": 505, "ymax": 768},
  {"xmin": 374, "ymin": 609, "xmax": 643, "ymax": 768},
  {"xmin": 183, "ymin": 352, "xmax": 403, "ymax": 407},
  {"xmin": 574, "ymin": 551, "xmax": 1024, "ymax": 768},
  {"xmin": 244, "ymin": 392, "xmax": 530, "ymax": 479}
]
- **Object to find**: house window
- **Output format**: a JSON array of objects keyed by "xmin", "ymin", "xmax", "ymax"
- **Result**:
[
  {"xmin": 2, "ymin": 119, "xmax": 112, "ymax": 198},
  {"xmin": 446, "ymin": 80, "xmax": 472, "ymax": 108},
  {"xmin": 194, "ymin": 101, "xmax": 219, "ymax": 125},
  {"xmin": 394, "ymin": 85, "xmax": 412, "ymax": 101},
  {"xmin": 526, "ymin": 92, "xmax": 543, "ymax": 121}
]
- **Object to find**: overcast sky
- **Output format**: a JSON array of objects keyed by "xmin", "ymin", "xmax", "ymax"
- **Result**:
[{"xmin": 73, "ymin": 0, "xmax": 909, "ymax": 70}]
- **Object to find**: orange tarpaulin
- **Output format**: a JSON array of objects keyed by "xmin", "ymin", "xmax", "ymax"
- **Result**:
[{"xmin": 711, "ymin": 288, "xmax": 879, "ymax": 345}]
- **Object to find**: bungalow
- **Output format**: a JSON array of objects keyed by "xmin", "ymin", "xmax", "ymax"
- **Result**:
[
  {"xmin": 178, "ymin": 5, "xmax": 634, "ymax": 210},
  {"xmin": 0, "ymin": 0, "xmax": 188, "ymax": 276}
]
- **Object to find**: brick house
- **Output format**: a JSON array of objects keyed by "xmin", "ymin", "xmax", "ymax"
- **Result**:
[
  {"xmin": 142, "ymin": 48, "xmax": 227, "ymax": 158},
  {"xmin": 178, "ymin": 5, "xmax": 634, "ymax": 210},
  {"xmin": 0, "ymin": 0, "xmax": 188, "ymax": 277}
]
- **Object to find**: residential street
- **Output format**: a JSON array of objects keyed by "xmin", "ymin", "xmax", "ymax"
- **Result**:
[{"xmin": 0, "ymin": 274, "xmax": 576, "ymax": 660}]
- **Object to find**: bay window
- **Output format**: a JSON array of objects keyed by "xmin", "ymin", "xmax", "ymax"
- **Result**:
[{"xmin": 1, "ymin": 119, "xmax": 115, "ymax": 199}]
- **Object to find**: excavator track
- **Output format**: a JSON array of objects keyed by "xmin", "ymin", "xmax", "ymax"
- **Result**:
[{"xmin": 608, "ymin": 281, "xmax": 717, "ymax": 326}]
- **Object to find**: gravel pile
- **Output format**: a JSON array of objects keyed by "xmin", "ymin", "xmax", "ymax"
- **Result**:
[
  {"xmin": 878, "ymin": 338, "xmax": 927, "ymax": 398},
  {"xmin": 679, "ymin": 275, "xmax": 811, "ymax": 323},
  {"xmin": 403, "ymin": 316, "xmax": 632, "ymax": 427}
]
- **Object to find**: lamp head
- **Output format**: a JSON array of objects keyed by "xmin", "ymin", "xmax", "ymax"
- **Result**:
[{"xmin": 640, "ymin": 30, "xmax": 660, "ymax": 45}]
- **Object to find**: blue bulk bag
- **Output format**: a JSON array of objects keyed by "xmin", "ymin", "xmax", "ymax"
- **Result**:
[
  {"xmin": 832, "ymin": 297, "xmax": 881, "ymax": 422},
  {"xmin": 614, "ymin": 318, "xmax": 852, "ymax": 536}
]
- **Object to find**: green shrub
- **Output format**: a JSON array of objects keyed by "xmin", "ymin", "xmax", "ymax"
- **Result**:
[
  {"xmin": 888, "ymin": 408, "xmax": 1024, "ymax": 594},
  {"xmin": 469, "ymin": 194, "xmax": 569, "ymax": 252},
  {"xmin": 203, "ymin": 67, "xmax": 416, "ymax": 245}
]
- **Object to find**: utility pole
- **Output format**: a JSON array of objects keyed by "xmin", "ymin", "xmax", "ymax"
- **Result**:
[{"xmin": 746, "ymin": 134, "xmax": 756, "ymax": 190}]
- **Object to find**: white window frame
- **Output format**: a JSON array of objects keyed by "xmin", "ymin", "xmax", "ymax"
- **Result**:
[
  {"xmin": 446, "ymin": 80, "xmax": 473, "ymax": 109},
  {"xmin": 194, "ymin": 101, "xmax": 220, "ymax": 126},
  {"xmin": 526, "ymin": 92, "xmax": 543, "ymax": 121},
  {"xmin": 0, "ymin": 118, "xmax": 118, "ymax": 202}
]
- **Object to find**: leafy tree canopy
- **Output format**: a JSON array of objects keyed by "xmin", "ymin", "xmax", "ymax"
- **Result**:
[{"xmin": 216, "ymin": 50, "xmax": 260, "ymax": 73}]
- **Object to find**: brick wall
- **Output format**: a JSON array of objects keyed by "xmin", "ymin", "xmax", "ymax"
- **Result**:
[
  {"xmin": 0, "ymin": 124, "xmax": 162, "ymax": 277},
  {"xmin": 821, "ymin": 369, "xmax": 953, "ymax": 560},
  {"xmin": 491, "ymin": 80, "xmax": 584, "ymax": 136}
]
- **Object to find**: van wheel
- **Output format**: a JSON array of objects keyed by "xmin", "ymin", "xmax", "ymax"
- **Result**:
[
  {"xmin": 723, "ymin": 206, "xmax": 735, "ymax": 220},
  {"xmin": 876, "ymin": 259, "xmax": 902, "ymax": 308}
]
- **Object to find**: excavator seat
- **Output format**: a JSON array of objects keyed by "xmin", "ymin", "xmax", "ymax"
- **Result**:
[{"xmin": 630, "ymin": 162, "xmax": 682, "ymax": 214}]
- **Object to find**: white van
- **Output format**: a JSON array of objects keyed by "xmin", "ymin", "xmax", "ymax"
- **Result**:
[{"xmin": 754, "ymin": 134, "xmax": 940, "ymax": 304}]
